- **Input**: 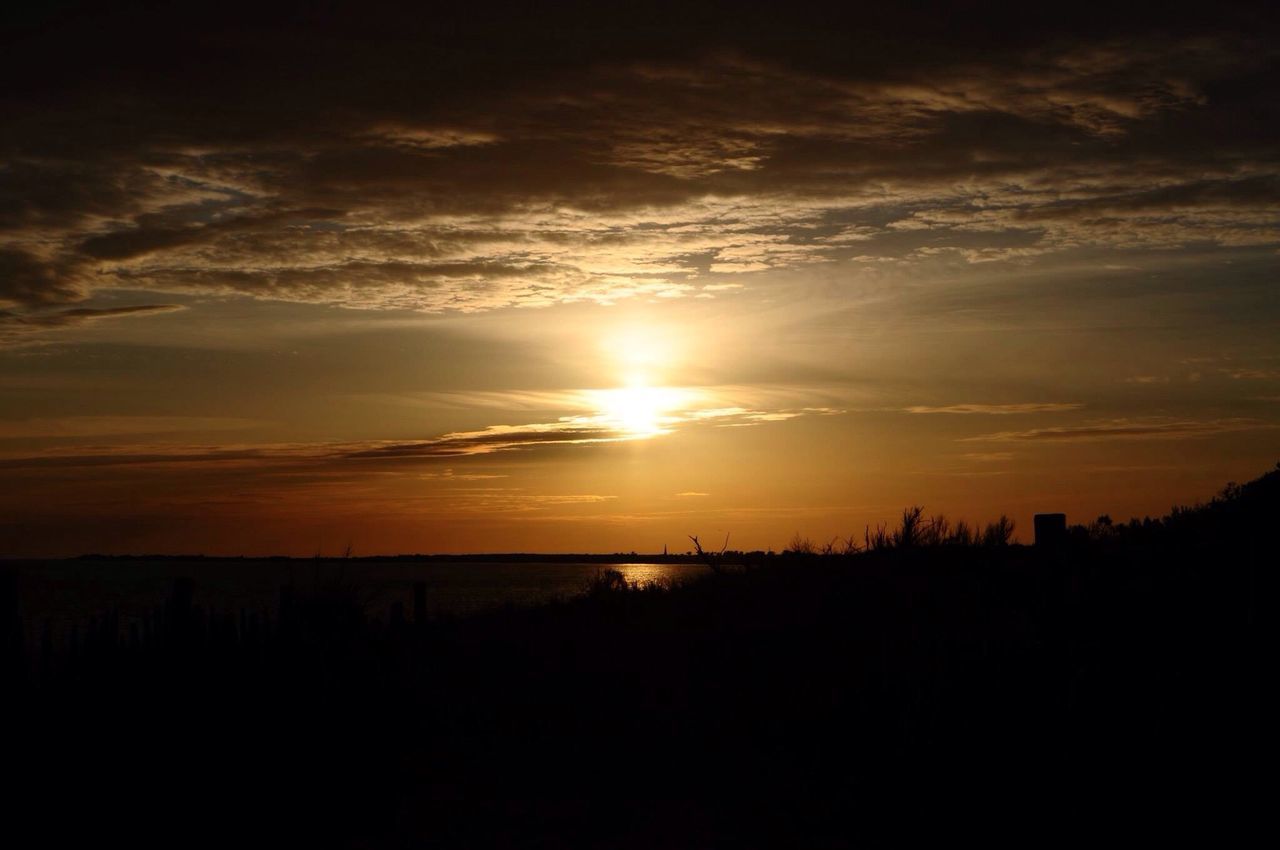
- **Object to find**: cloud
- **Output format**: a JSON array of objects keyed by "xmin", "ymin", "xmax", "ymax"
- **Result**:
[
  {"xmin": 344, "ymin": 402, "xmax": 841, "ymax": 458},
  {"xmin": 1, "ymin": 8, "xmax": 1275, "ymax": 317},
  {"xmin": 960, "ymin": 452, "xmax": 1014, "ymax": 462},
  {"xmin": 344, "ymin": 422, "xmax": 620, "ymax": 459},
  {"xmin": 417, "ymin": 469, "xmax": 509, "ymax": 481},
  {"xmin": 1225, "ymin": 369, "xmax": 1280, "ymax": 380},
  {"xmin": 1, "ymin": 304, "xmax": 184, "ymax": 328},
  {"xmin": 0, "ymin": 304, "xmax": 185, "ymax": 345},
  {"xmin": 0, "ymin": 395, "xmax": 839, "ymax": 469},
  {"xmin": 535, "ymin": 494, "xmax": 617, "ymax": 505},
  {"xmin": 962, "ymin": 417, "xmax": 1274, "ymax": 443},
  {"xmin": 906, "ymin": 403, "xmax": 1083, "ymax": 415},
  {"xmin": 0, "ymin": 248, "xmax": 86, "ymax": 306},
  {"xmin": 0, "ymin": 446, "xmax": 291, "ymax": 471},
  {"xmin": 674, "ymin": 491, "xmax": 711, "ymax": 497},
  {"xmin": 0, "ymin": 415, "xmax": 261, "ymax": 439}
]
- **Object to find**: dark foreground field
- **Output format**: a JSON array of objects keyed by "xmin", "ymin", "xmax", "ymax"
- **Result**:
[{"xmin": 3, "ymin": 467, "xmax": 1276, "ymax": 847}]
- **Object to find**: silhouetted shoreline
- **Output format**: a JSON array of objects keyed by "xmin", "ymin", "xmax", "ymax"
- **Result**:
[
  {"xmin": 3, "ymin": 464, "xmax": 1275, "ymax": 847},
  {"xmin": 55, "ymin": 551, "xmax": 722, "ymax": 564}
]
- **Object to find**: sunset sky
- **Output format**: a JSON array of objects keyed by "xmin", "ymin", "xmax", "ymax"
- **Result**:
[{"xmin": 2, "ymin": 2, "xmax": 1278, "ymax": 556}]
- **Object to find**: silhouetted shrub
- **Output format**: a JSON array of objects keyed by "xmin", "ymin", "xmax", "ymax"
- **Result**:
[
  {"xmin": 785, "ymin": 532, "xmax": 817, "ymax": 555},
  {"xmin": 893, "ymin": 506, "xmax": 925, "ymax": 548},
  {"xmin": 945, "ymin": 520, "xmax": 975, "ymax": 547},
  {"xmin": 981, "ymin": 515, "xmax": 1015, "ymax": 547},
  {"xmin": 586, "ymin": 568, "xmax": 631, "ymax": 595}
]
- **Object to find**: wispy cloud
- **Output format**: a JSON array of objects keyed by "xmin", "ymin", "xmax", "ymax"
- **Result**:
[
  {"xmin": 0, "ymin": 304, "xmax": 184, "ymax": 346},
  {"xmin": 0, "ymin": 398, "xmax": 840, "ymax": 469},
  {"xmin": 1226, "ymin": 369, "xmax": 1280, "ymax": 380},
  {"xmin": 345, "ymin": 403, "xmax": 842, "ymax": 459},
  {"xmin": 960, "ymin": 452, "xmax": 1014, "ymax": 462},
  {"xmin": 344, "ymin": 422, "xmax": 621, "ymax": 459},
  {"xmin": 417, "ymin": 469, "xmax": 508, "ymax": 481},
  {"xmin": 0, "ymin": 415, "xmax": 262, "ymax": 439},
  {"xmin": 535, "ymin": 494, "xmax": 617, "ymax": 505},
  {"xmin": 963, "ymin": 418, "xmax": 1273, "ymax": 443},
  {"xmin": 906, "ymin": 403, "xmax": 1083, "ymax": 415}
]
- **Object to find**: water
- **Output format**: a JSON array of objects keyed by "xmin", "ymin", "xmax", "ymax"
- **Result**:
[{"xmin": 1, "ymin": 558, "xmax": 707, "ymax": 638}]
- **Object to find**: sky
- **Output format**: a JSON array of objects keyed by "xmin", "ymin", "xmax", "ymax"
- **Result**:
[{"xmin": 2, "ymin": 1, "xmax": 1278, "ymax": 556}]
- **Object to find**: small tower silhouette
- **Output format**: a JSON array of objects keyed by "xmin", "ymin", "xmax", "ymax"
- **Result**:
[{"xmin": 1034, "ymin": 513, "xmax": 1067, "ymax": 548}]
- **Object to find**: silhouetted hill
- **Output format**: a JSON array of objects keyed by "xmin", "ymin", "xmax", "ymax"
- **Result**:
[{"xmin": 3, "ymin": 465, "xmax": 1275, "ymax": 847}]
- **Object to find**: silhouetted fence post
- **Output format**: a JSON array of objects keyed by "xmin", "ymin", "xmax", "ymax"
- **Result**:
[
  {"xmin": 413, "ymin": 582, "xmax": 427, "ymax": 626},
  {"xmin": 107, "ymin": 607, "xmax": 119, "ymax": 652},
  {"xmin": 40, "ymin": 618, "xmax": 53, "ymax": 681},
  {"xmin": 1034, "ymin": 514, "xmax": 1067, "ymax": 549},
  {"xmin": 279, "ymin": 585, "xmax": 295, "ymax": 635},
  {"xmin": 167, "ymin": 577, "xmax": 196, "ymax": 650},
  {"xmin": 1, "ymin": 571, "xmax": 20, "ymax": 683}
]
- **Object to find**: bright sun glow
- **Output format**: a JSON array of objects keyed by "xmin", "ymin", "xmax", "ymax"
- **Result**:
[
  {"xmin": 603, "ymin": 326, "xmax": 675, "ymax": 375},
  {"xmin": 586, "ymin": 384, "xmax": 692, "ymax": 438},
  {"xmin": 577, "ymin": 327, "xmax": 702, "ymax": 438}
]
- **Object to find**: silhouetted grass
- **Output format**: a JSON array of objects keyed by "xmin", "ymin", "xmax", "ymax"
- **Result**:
[{"xmin": 2, "ymin": 464, "xmax": 1276, "ymax": 847}]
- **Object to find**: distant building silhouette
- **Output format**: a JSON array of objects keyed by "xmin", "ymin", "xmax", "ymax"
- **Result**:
[{"xmin": 1034, "ymin": 513, "xmax": 1067, "ymax": 548}]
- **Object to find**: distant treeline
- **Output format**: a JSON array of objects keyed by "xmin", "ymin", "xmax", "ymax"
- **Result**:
[{"xmin": 66, "ymin": 551, "xmax": 719, "ymax": 564}]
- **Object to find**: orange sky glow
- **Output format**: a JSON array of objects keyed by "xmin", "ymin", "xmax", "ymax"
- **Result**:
[{"xmin": 2, "ymin": 4, "xmax": 1278, "ymax": 555}]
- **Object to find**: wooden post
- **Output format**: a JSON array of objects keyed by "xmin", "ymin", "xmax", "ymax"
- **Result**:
[
  {"xmin": 40, "ymin": 619, "xmax": 53, "ymax": 681},
  {"xmin": 168, "ymin": 578, "xmax": 196, "ymax": 648},
  {"xmin": 1034, "ymin": 513, "xmax": 1067, "ymax": 549},
  {"xmin": 0, "ymin": 571, "xmax": 17, "ymax": 677},
  {"xmin": 413, "ymin": 582, "xmax": 427, "ymax": 625}
]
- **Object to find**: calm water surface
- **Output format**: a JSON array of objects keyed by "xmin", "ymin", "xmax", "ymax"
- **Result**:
[{"xmin": 3, "ymin": 559, "xmax": 707, "ymax": 636}]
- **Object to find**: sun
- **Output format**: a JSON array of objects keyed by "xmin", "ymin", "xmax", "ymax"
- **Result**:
[
  {"xmin": 600, "ymin": 385, "xmax": 667, "ymax": 436},
  {"xmin": 586, "ymin": 383, "xmax": 691, "ymax": 438},
  {"xmin": 579, "ymin": 326, "xmax": 700, "ymax": 438}
]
